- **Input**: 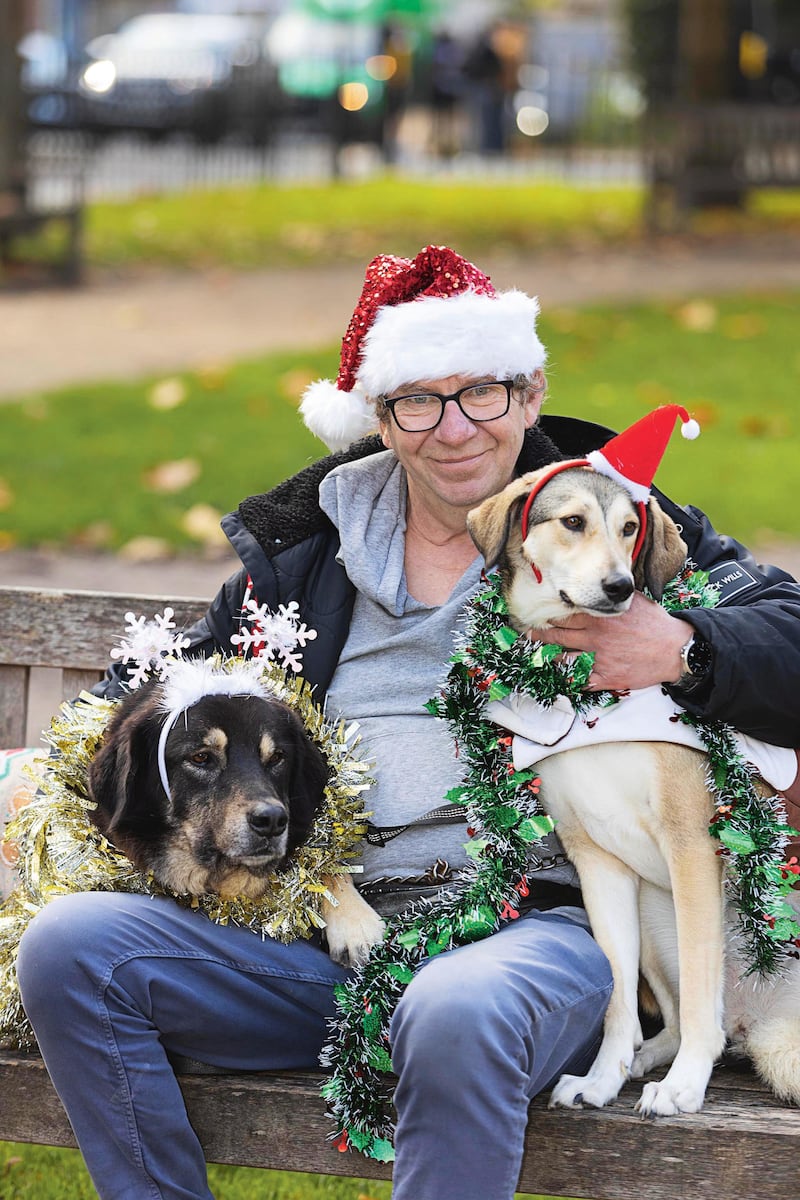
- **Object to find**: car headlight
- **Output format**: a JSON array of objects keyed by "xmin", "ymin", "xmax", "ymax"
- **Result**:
[{"xmin": 81, "ymin": 59, "xmax": 116, "ymax": 94}]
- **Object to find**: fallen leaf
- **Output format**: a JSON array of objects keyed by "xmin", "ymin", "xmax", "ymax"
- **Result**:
[
  {"xmin": 181, "ymin": 503, "xmax": 228, "ymax": 548},
  {"xmin": 144, "ymin": 458, "xmax": 201, "ymax": 494},
  {"xmin": 721, "ymin": 313, "xmax": 766, "ymax": 340},
  {"xmin": 280, "ymin": 367, "xmax": 317, "ymax": 400},
  {"xmin": 195, "ymin": 362, "xmax": 231, "ymax": 391},
  {"xmin": 119, "ymin": 536, "xmax": 172, "ymax": 562},
  {"xmin": 675, "ymin": 300, "xmax": 717, "ymax": 332},
  {"xmin": 686, "ymin": 401, "xmax": 720, "ymax": 428},
  {"xmin": 636, "ymin": 380, "xmax": 675, "ymax": 407},
  {"xmin": 148, "ymin": 377, "xmax": 188, "ymax": 411},
  {"xmin": 71, "ymin": 520, "xmax": 115, "ymax": 549}
]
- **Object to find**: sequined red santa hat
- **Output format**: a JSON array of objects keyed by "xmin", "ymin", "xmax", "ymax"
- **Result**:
[
  {"xmin": 300, "ymin": 244, "xmax": 546, "ymax": 451},
  {"xmin": 587, "ymin": 404, "xmax": 700, "ymax": 502}
]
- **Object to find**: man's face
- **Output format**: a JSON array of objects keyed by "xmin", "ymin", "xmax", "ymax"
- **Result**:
[{"xmin": 379, "ymin": 373, "xmax": 543, "ymax": 517}]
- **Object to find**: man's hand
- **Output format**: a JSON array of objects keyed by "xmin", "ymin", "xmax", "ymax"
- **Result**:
[{"xmin": 531, "ymin": 592, "xmax": 690, "ymax": 693}]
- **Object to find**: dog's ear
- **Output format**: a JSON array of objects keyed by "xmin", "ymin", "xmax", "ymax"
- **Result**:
[
  {"xmin": 467, "ymin": 473, "xmax": 543, "ymax": 568},
  {"xmin": 282, "ymin": 709, "xmax": 331, "ymax": 854},
  {"xmin": 633, "ymin": 497, "xmax": 688, "ymax": 601},
  {"xmin": 87, "ymin": 684, "xmax": 163, "ymax": 835}
]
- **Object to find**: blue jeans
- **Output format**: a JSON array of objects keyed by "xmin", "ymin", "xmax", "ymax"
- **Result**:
[{"xmin": 17, "ymin": 891, "xmax": 612, "ymax": 1200}]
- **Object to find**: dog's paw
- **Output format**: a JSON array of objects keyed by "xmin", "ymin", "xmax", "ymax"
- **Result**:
[
  {"xmin": 630, "ymin": 1029, "xmax": 681, "ymax": 1078},
  {"xmin": 320, "ymin": 875, "xmax": 386, "ymax": 968},
  {"xmin": 326, "ymin": 912, "xmax": 386, "ymax": 969},
  {"xmin": 548, "ymin": 1067, "xmax": 626, "ymax": 1111},
  {"xmin": 635, "ymin": 1078, "xmax": 706, "ymax": 1117},
  {"xmin": 325, "ymin": 905, "xmax": 386, "ymax": 968}
]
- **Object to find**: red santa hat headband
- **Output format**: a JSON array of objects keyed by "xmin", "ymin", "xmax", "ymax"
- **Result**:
[
  {"xmin": 300, "ymin": 245, "xmax": 546, "ymax": 451},
  {"xmin": 520, "ymin": 405, "xmax": 700, "ymax": 579}
]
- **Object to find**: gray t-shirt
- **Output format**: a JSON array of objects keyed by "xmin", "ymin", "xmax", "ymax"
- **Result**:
[{"xmin": 319, "ymin": 451, "xmax": 578, "ymax": 892}]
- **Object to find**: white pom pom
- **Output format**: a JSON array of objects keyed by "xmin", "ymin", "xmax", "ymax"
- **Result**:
[
  {"xmin": 300, "ymin": 379, "xmax": 378, "ymax": 451},
  {"xmin": 681, "ymin": 418, "xmax": 700, "ymax": 440}
]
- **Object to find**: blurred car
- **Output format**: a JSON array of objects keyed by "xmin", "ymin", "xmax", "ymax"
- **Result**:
[
  {"xmin": 17, "ymin": 30, "xmax": 88, "ymax": 130},
  {"xmin": 78, "ymin": 13, "xmax": 278, "ymax": 143},
  {"xmin": 265, "ymin": 11, "xmax": 388, "ymax": 143}
]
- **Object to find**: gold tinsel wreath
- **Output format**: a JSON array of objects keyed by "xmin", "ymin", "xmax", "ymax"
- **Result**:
[{"xmin": 0, "ymin": 661, "xmax": 373, "ymax": 1049}]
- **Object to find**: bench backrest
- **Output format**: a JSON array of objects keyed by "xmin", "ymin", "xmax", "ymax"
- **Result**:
[{"xmin": 0, "ymin": 586, "xmax": 207, "ymax": 748}]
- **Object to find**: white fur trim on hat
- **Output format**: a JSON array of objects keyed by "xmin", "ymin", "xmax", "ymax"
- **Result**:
[
  {"xmin": 359, "ymin": 289, "xmax": 546, "ymax": 397},
  {"xmin": 586, "ymin": 450, "xmax": 652, "ymax": 504},
  {"xmin": 300, "ymin": 378, "xmax": 378, "ymax": 452},
  {"xmin": 585, "ymin": 451, "xmax": 652, "ymax": 504}
]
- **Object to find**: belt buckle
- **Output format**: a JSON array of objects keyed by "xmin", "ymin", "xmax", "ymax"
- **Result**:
[{"xmin": 421, "ymin": 857, "xmax": 451, "ymax": 885}]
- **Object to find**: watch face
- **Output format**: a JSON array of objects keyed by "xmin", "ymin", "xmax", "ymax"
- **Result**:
[{"xmin": 687, "ymin": 635, "xmax": 712, "ymax": 677}]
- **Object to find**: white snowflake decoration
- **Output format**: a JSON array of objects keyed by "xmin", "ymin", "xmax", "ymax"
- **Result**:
[
  {"xmin": 110, "ymin": 608, "xmax": 192, "ymax": 690},
  {"xmin": 231, "ymin": 599, "xmax": 317, "ymax": 674}
]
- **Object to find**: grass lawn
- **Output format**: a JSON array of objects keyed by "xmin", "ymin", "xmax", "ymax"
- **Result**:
[
  {"xmin": 0, "ymin": 1143, "xmax": 392, "ymax": 1199},
  {"xmin": 0, "ymin": 289, "xmax": 797, "ymax": 556},
  {"xmin": 0, "ymin": 1141, "xmax": 566, "ymax": 1199},
  {"xmin": 16, "ymin": 177, "xmax": 800, "ymax": 274}
]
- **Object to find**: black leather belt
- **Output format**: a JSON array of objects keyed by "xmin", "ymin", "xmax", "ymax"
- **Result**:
[{"xmin": 359, "ymin": 861, "xmax": 583, "ymax": 919}]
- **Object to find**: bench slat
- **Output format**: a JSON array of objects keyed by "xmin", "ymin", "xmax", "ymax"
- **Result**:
[
  {"xmin": 1, "ymin": 1052, "xmax": 798, "ymax": 1199},
  {"xmin": 0, "ymin": 664, "xmax": 29, "ymax": 747},
  {"xmin": 0, "ymin": 588, "xmax": 207, "ymax": 671},
  {"xmin": 61, "ymin": 668, "xmax": 104, "ymax": 702}
]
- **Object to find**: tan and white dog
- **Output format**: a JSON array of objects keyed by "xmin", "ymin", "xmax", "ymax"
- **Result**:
[{"xmin": 467, "ymin": 462, "xmax": 800, "ymax": 1117}]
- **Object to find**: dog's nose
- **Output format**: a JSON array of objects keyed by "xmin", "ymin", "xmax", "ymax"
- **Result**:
[
  {"xmin": 602, "ymin": 573, "xmax": 634, "ymax": 604},
  {"xmin": 247, "ymin": 804, "xmax": 288, "ymax": 837}
]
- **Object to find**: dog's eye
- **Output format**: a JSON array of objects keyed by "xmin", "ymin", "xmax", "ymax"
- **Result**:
[
  {"xmin": 189, "ymin": 750, "xmax": 212, "ymax": 765},
  {"xmin": 561, "ymin": 515, "xmax": 584, "ymax": 531},
  {"xmin": 622, "ymin": 521, "xmax": 639, "ymax": 537},
  {"xmin": 265, "ymin": 749, "xmax": 285, "ymax": 768}
]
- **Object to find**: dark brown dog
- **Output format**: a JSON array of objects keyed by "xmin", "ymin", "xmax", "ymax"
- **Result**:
[
  {"xmin": 87, "ymin": 680, "xmax": 386, "ymax": 964},
  {"xmin": 88, "ymin": 681, "xmax": 329, "ymax": 900}
]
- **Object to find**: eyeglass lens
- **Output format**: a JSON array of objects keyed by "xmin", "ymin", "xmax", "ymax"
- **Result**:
[{"xmin": 391, "ymin": 382, "xmax": 510, "ymax": 431}]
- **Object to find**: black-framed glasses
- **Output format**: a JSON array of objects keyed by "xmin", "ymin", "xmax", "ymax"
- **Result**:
[{"xmin": 383, "ymin": 380, "xmax": 514, "ymax": 433}]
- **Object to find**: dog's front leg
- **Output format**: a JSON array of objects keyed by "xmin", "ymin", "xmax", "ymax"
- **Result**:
[
  {"xmin": 631, "ymin": 881, "xmax": 682, "ymax": 1078},
  {"xmin": 549, "ymin": 835, "xmax": 643, "ymax": 1110},
  {"xmin": 636, "ymin": 834, "xmax": 726, "ymax": 1116},
  {"xmin": 321, "ymin": 874, "xmax": 386, "ymax": 968}
]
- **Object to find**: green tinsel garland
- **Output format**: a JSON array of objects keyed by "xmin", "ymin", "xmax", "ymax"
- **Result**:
[
  {"xmin": 321, "ymin": 565, "xmax": 800, "ymax": 1161},
  {"xmin": 0, "ymin": 660, "xmax": 373, "ymax": 1050}
]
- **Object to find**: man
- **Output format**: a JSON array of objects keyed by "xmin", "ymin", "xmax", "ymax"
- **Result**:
[{"xmin": 17, "ymin": 245, "xmax": 800, "ymax": 1200}]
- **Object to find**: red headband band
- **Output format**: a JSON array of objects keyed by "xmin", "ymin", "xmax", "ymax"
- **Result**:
[{"xmin": 519, "ymin": 459, "xmax": 649, "ymax": 580}]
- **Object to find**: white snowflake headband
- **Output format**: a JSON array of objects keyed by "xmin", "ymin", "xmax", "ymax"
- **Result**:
[{"xmin": 110, "ymin": 602, "xmax": 317, "ymax": 799}]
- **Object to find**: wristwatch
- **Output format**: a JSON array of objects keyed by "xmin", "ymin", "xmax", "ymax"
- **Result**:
[{"xmin": 676, "ymin": 631, "xmax": 713, "ymax": 689}]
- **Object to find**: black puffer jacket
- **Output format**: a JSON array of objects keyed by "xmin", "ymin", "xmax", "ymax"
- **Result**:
[{"xmin": 100, "ymin": 415, "xmax": 800, "ymax": 746}]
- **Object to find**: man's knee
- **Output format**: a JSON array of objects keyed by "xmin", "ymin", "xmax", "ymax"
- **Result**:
[
  {"xmin": 389, "ymin": 914, "xmax": 612, "ymax": 1082},
  {"xmin": 17, "ymin": 892, "xmax": 142, "ymax": 1018}
]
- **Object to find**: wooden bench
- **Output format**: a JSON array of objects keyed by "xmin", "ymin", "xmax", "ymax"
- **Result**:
[{"xmin": 2, "ymin": 583, "xmax": 799, "ymax": 1198}]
